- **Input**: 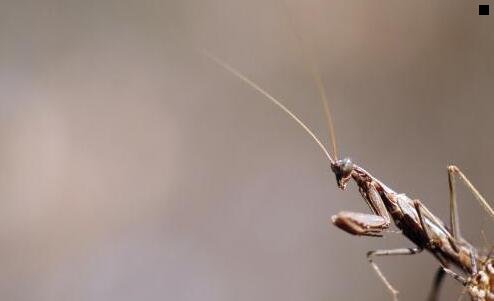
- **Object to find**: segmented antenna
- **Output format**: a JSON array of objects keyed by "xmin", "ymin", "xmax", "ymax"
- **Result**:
[
  {"xmin": 280, "ymin": 1, "xmax": 339, "ymax": 161},
  {"xmin": 310, "ymin": 61, "xmax": 339, "ymax": 161},
  {"xmin": 203, "ymin": 51, "xmax": 335, "ymax": 164}
]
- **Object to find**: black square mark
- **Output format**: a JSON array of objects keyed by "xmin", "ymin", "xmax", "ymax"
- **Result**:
[{"xmin": 479, "ymin": 4, "xmax": 489, "ymax": 15}]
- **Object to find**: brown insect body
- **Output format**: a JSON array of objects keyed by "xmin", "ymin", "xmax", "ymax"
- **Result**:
[{"xmin": 331, "ymin": 158, "xmax": 492, "ymax": 300}]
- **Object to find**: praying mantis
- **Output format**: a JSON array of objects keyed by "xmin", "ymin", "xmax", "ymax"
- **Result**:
[{"xmin": 203, "ymin": 47, "xmax": 494, "ymax": 301}]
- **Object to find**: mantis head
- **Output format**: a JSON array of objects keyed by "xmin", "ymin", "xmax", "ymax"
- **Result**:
[{"xmin": 331, "ymin": 158, "xmax": 354, "ymax": 190}]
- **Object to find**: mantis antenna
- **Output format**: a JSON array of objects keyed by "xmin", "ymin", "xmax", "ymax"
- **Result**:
[
  {"xmin": 280, "ymin": 0, "xmax": 339, "ymax": 161},
  {"xmin": 203, "ymin": 51, "xmax": 335, "ymax": 165}
]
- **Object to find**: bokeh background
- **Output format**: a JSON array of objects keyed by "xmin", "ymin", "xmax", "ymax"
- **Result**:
[{"xmin": 1, "ymin": 1, "xmax": 493, "ymax": 300}]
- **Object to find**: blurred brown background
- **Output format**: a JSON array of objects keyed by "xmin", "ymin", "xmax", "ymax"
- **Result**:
[{"xmin": 0, "ymin": 0, "xmax": 493, "ymax": 300}]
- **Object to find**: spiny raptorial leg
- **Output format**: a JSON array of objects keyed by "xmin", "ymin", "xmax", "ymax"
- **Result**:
[{"xmin": 332, "ymin": 211, "xmax": 390, "ymax": 237}]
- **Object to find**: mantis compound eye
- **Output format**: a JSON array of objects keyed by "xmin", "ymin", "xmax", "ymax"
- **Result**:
[
  {"xmin": 331, "ymin": 158, "xmax": 353, "ymax": 175},
  {"xmin": 340, "ymin": 158, "xmax": 353, "ymax": 174}
]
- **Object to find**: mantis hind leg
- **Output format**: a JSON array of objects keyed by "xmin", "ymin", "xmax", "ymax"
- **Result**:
[
  {"xmin": 448, "ymin": 165, "xmax": 494, "ymax": 240},
  {"xmin": 367, "ymin": 247, "xmax": 423, "ymax": 301}
]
